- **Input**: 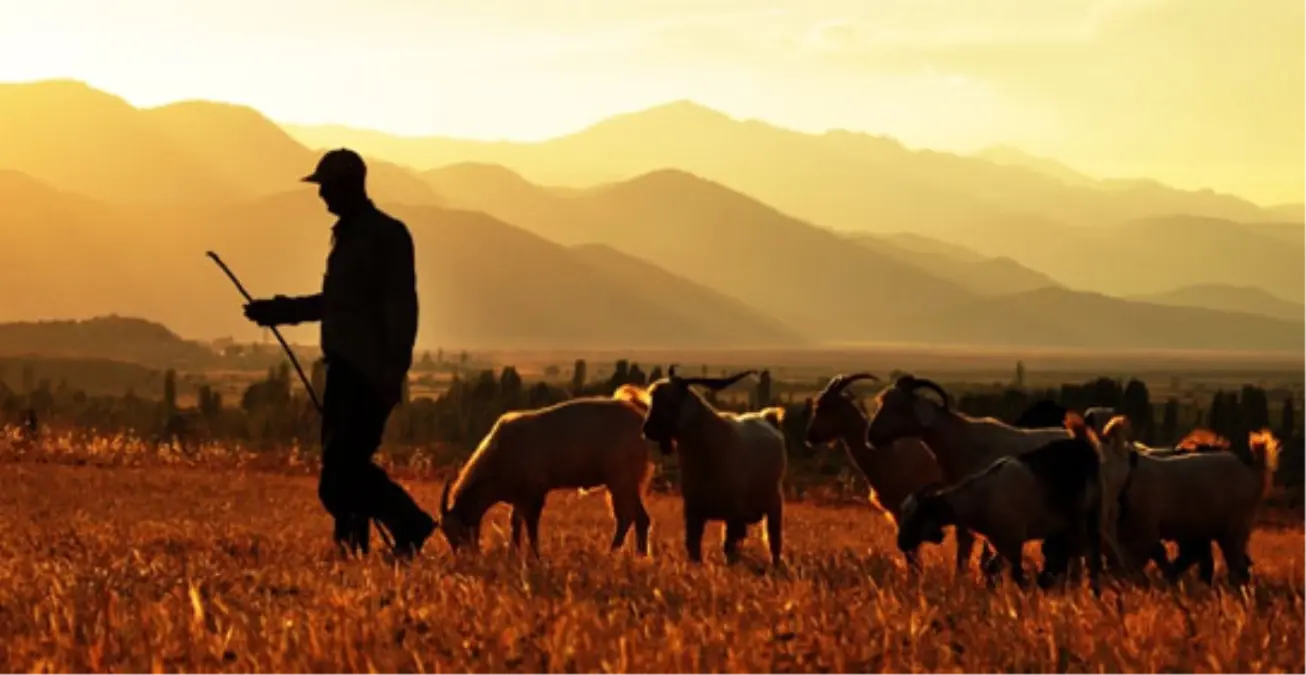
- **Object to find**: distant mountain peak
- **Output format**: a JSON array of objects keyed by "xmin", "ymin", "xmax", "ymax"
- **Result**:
[
  {"xmin": 580, "ymin": 100, "xmax": 737, "ymax": 136},
  {"xmin": 975, "ymin": 145, "xmax": 1096, "ymax": 186},
  {"xmin": 636, "ymin": 99, "xmax": 731, "ymax": 119},
  {"xmin": 605, "ymin": 167, "xmax": 734, "ymax": 198},
  {"xmin": 0, "ymin": 78, "xmax": 136, "ymax": 111},
  {"xmin": 428, "ymin": 161, "xmax": 532, "ymax": 185},
  {"xmin": 147, "ymin": 98, "xmax": 273, "ymax": 121}
]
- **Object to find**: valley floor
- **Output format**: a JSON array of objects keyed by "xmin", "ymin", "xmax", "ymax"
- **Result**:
[{"xmin": 1, "ymin": 462, "xmax": 1302, "ymax": 672}]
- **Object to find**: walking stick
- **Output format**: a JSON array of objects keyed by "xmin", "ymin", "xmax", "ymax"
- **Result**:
[
  {"xmin": 205, "ymin": 251, "xmax": 322, "ymax": 413},
  {"xmin": 205, "ymin": 251, "xmax": 400, "ymax": 554}
]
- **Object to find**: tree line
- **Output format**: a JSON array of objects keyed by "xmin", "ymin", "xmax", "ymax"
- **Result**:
[{"xmin": 2, "ymin": 358, "xmax": 1301, "ymax": 491}]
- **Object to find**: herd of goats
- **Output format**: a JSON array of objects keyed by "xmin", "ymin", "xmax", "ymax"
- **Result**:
[{"xmin": 430, "ymin": 367, "xmax": 1280, "ymax": 596}]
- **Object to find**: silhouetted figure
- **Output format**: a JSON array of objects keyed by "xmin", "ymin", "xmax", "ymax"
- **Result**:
[{"xmin": 243, "ymin": 148, "xmax": 435, "ymax": 559}]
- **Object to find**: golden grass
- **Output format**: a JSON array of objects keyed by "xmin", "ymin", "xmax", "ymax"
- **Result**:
[{"xmin": 0, "ymin": 443, "xmax": 1302, "ymax": 672}]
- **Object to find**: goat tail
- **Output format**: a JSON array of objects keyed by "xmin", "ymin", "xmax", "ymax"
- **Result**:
[
  {"xmin": 612, "ymin": 384, "xmax": 651, "ymax": 413},
  {"xmin": 1249, "ymin": 429, "xmax": 1281, "ymax": 494}
]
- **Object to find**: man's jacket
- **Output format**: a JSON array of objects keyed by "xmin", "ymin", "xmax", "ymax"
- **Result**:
[{"xmin": 285, "ymin": 201, "xmax": 418, "ymax": 405}]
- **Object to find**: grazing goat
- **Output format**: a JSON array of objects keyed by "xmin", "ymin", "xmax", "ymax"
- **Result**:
[
  {"xmin": 804, "ymin": 373, "xmax": 991, "ymax": 571},
  {"xmin": 897, "ymin": 416, "xmax": 1108, "ymax": 595},
  {"xmin": 639, "ymin": 366, "xmax": 787, "ymax": 566},
  {"xmin": 1101, "ymin": 418, "xmax": 1277, "ymax": 586},
  {"xmin": 437, "ymin": 389, "xmax": 657, "ymax": 557}
]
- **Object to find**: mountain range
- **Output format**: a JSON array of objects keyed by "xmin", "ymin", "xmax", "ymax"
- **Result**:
[
  {"xmin": 288, "ymin": 100, "xmax": 1297, "ymax": 234},
  {"xmin": 0, "ymin": 79, "xmax": 1300, "ymax": 353}
]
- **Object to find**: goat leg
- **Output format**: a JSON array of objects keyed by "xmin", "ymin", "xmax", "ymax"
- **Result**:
[
  {"xmin": 608, "ymin": 492, "xmax": 635, "ymax": 554},
  {"xmin": 766, "ymin": 498, "xmax": 784, "ymax": 567},
  {"xmin": 954, "ymin": 528, "xmax": 980, "ymax": 574},
  {"xmin": 509, "ymin": 508, "xmax": 525, "ymax": 551},
  {"xmin": 515, "ymin": 495, "xmax": 545, "ymax": 559},
  {"xmin": 1165, "ymin": 539, "xmax": 1212, "ymax": 584},
  {"xmin": 634, "ymin": 502, "xmax": 652, "ymax": 557},
  {"xmin": 995, "ymin": 541, "xmax": 1027, "ymax": 589},
  {"xmin": 1216, "ymin": 533, "xmax": 1252, "ymax": 587},
  {"xmin": 723, "ymin": 519, "xmax": 747, "ymax": 565},
  {"xmin": 684, "ymin": 511, "xmax": 706, "ymax": 563}
]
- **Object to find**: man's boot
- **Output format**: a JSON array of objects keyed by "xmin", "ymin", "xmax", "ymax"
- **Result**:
[{"xmin": 390, "ymin": 510, "xmax": 437, "ymax": 561}]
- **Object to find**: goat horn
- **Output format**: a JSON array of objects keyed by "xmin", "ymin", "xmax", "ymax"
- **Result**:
[
  {"xmin": 907, "ymin": 377, "xmax": 951, "ymax": 409},
  {"xmin": 679, "ymin": 369, "xmax": 758, "ymax": 391},
  {"xmin": 826, "ymin": 372, "xmax": 879, "ymax": 396}
]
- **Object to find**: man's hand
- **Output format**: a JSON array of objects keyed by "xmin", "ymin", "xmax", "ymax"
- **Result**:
[{"xmin": 243, "ymin": 295, "xmax": 294, "ymax": 327}]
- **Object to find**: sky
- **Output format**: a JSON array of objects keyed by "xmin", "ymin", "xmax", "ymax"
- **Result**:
[{"xmin": 1, "ymin": 0, "xmax": 1302, "ymax": 203}]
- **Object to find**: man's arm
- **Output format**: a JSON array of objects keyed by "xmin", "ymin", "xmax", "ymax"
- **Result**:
[
  {"xmin": 244, "ymin": 293, "xmax": 322, "ymax": 327},
  {"xmin": 281, "ymin": 294, "xmax": 324, "ymax": 324}
]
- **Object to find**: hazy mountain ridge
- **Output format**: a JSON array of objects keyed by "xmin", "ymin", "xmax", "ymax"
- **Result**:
[
  {"xmin": 848, "ymin": 233, "xmax": 1061, "ymax": 296},
  {"xmin": 0, "ymin": 316, "xmax": 215, "ymax": 368},
  {"xmin": 1131, "ymin": 284, "xmax": 1304, "ymax": 323},
  {"xmin": 0, "ymin": 80, "xmax": 444, "ymax": 207},
  {"xmin": 974, "ymin": 146, "xmax": 1098, "ymax": 187},
  {"xmin": 423, "ymin": 162, "xmax": 1301, "ymax": 350},
  {"xmin": 930, "ymin": 213, "xmax": 1304, "ymax": 304},
  {"xmin": 286, "ymin": 99, "xmax": 1286, "ymax": 234},
  {"xmin": 1, "ymin": 79, "xmax": 1300, "ymax": 352}
]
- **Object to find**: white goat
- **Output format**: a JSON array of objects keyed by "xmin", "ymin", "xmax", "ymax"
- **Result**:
[
  {"xmin": 437, "ymin": 390, "xmax": 657, "ymax": 557},
  {"xmin": 637, "ymin": 366, "xmax": 787, "ymax": 566},
  {"xmin": 896, "ymin": 416, "xmax": 1108, "ymax": 595}
]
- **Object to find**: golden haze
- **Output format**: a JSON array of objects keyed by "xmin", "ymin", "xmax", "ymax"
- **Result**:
[{"xmin": 0, "ymin": 78, "xmax": 1301, "ymax": 352}]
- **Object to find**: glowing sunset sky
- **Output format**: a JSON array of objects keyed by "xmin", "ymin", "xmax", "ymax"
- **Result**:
[{"xmin": 1, "ymin": 0, "xmax": 1301, "ymax": 202}]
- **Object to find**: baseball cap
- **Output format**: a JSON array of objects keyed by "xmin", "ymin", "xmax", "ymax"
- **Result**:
[{"xmin": 302, "ymin": 148, "xmax": 367, "ymax": 184}]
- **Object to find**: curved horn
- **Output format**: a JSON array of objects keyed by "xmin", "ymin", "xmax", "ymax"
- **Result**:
[
  {"xmin": 679, "ymin": 369, "xmax": 758, "ymax": 392},
  {"xmin": 825, "ymin": 372, "xmax": 880, "ymax": 396},
  {"xmin": 908, "ymin": 377, "xmax": 951, "ymax": 409},
  {"xmin": 440, "ymin": 478, "xmax": 453, "ymax": 517}
]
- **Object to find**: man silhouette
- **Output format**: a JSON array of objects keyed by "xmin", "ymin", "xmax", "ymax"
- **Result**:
[{"xmin": 243, "ymin": 148, "xmax": 436, "ymax": 559}]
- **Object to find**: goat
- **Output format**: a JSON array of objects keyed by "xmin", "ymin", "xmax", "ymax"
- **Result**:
[
  {"xmin": 864, "ymin": 376, "xmax": 1091, "ymax": 573},
  {"xmin": 804, "ymin": 373, "xmax": 992, "ymax": 572},
  {"xmin": 897, "ymin": 415, "xmax": 1108, "ymax": 596},
  {"xmin": 1012, "ymin": 401, "xmax": 1124, "ymax": 579},
  {"xmin": 437, "ymin": 388, "xmax": 657, "ymax": 557},
  {"xmin": 638, "ymin": 366, "xmax": 787, "ymax": 566},
  {"xmin": 1101, "ymin": 418, "xmax": 1277, "ymax": 586}
]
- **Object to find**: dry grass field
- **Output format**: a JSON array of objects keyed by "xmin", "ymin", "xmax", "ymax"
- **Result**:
[{"xmin": 0, "ymin": 440, "xmax": 1302, "ymax": 673}]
